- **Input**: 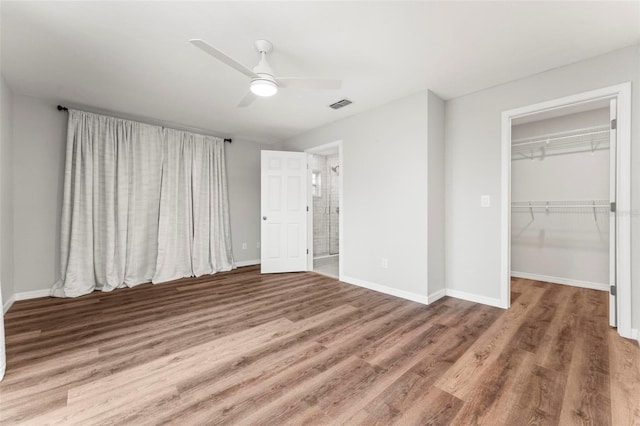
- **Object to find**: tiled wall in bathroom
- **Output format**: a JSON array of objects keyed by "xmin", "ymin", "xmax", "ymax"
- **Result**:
[
  {"xmin": 311, "ymin": 154, "xmax": 340, "ymax": 257},
  {"xmin": 327, "ymin": 154, "xmax": 340, "ymax": 255},
  {"xmin": 311, "ymin": 154, "xmax": 328, "ymax": 256}
]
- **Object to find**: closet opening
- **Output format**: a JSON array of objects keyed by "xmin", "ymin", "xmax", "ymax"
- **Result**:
[
  {"xmin": 306, "ymin": 141, "xmax": 343, "ymax": 279},
  {"xmin": 500, "ymin": 83, "xmax": 632, "ymax": 339},
  {"xmin": 510, "ymin": 99, "xmax": 613, "ymax": 314}
]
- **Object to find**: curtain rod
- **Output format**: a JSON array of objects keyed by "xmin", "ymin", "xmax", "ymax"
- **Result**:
[{"xmin": 56, "ymin": 105, "xmax": 232, "ymax": 143}]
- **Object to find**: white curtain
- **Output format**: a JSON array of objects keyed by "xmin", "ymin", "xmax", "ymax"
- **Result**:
[
  {"xmin": 154, "ymin": 128, "xmax": 234, "ymax": 282},
  {"xmin": 52, "ymin": 110, "xmax": 234, "ymax": 298}
]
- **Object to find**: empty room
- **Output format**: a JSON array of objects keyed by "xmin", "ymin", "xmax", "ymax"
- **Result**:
[{"xmin": 1, "ymin": 1, "xmax": 639, "ymax": 425}]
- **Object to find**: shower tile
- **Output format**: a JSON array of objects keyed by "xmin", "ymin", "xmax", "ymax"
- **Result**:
[{"xmin": 311, "ymin": 153, "xmax": 340, "ymax": 257}]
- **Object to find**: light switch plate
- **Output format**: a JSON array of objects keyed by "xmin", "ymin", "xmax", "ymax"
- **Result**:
[{"xmin": 481, "ymin": 195, "xmax": 491, "ymax": 207}]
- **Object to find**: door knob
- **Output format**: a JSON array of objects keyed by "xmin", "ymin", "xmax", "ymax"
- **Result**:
[{"xmin": 263, "ymin": 216, "xmax": 267, "ymax": 220}]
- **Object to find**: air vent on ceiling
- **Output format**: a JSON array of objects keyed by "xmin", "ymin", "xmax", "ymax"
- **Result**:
[{"xmin": 329, "ymin": 99, "xmax": 353, "ymax": 110}]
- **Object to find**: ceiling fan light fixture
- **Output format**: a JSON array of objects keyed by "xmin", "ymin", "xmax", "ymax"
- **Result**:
[
  {"xmin": 190, "ymin": 39, "xmax": 342, "ymax": 107},
  {"xmin": 250, "ymin": 79, "xmax": 278, "ymax": 97}
]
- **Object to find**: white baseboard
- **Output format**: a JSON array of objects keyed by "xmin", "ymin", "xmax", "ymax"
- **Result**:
[
  {"xmin": 3, "ymin": 294, "xmax": 15, "ymax": 315},
  {"xmin": 235, "ymin": 259, "xmax": 260, "ymax": 267},
  {"xmin": 15, "ymin": 289, "xmax": 51, "ymax": 301},
  {"xmin": 444, "ymin": 289, "xmax": 503, "ymax": 308},
  {"xmin": 427, "ymin": 288, "xmax": 446, "ymax": 304},
  {"xmin": 340, "ymin": 275, "xmax": 427, "ymax": 305},
  {"xmin": 3, "ymin": 288, "xmax": 50, "ymax": 315},
  {"xmin": 511, "ymin": 271, "xmax": 609, "ymax": 292},
  {"xmin": 631, "ymin": 329, "xmax": 639, "ymax": 346}
]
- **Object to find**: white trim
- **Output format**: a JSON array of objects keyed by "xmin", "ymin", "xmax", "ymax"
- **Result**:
[
  {"xmin": 338, "ymin": 142, "xmax": 344, "ymax": 280},
  {"xmin": 614, "ymin": 84, "xmax": 632, "ymax": 339},
  {"xmin": 501, "ymin": 82, "xmax": 632, "ymax": 339},
  {"xmin": 609, "ymin": 98, "xmax": 617, "ymax": 327},
  {"xmin": 15, "ymin": 289, "xmax": 51, "ymax": 301},
  {"xmin": 445, "ymin": 289, "xmax": 503, "ymax": 308},
  {"xmin": 3, "ymin": 294, "xmax": 15, "ymax": 314},
  {"xmin": 306, "ymin": 153, "xmax": 314, "ymax": 270},
  {"xmin": 427, "ymin": 289, "xmax": 446, "ymax": 304},
  {"xmin": 341, "ymin": 275, "xmax": 427, "ymax": 305},
  {"xmin": 5, "ymin": 288, "xmax": 51, "ymax": 313},
  {"xmin": 630, "ymin": 329, "xmax": 639, "ymax": 346},
  {"xmin": 500, "ymin": 103, "xmax": 512, "ymax": 310},
  {"xmin": 511, "ymin": 272, "xmax": 609, "ymax": 292},
  {"xmin": 235, "ymin": 259, "xmax": 261, "ymax": 267}
]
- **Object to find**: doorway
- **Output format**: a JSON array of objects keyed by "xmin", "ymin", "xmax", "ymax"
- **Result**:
[
  {"xmin": 510, "ymin": 99, "xmax": 613, "ymax": 307},
  {"xmin": 500, "ymin": 83, "xmax": 632, "ymax": 339},
  {"xmin": 306, "ymin": 141, "xmax": 343, "ymax": 279}
]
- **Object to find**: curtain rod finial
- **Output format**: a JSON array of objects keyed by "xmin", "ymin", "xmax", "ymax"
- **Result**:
[{"xmin": 57, "ymin": 105, "xmax": 68, "ymax": 111}]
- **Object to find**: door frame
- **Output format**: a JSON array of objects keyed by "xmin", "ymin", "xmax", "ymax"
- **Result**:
[
  {"xmin": 305, "ymin": 140, "xmax": 344, "ymax": 279},
  {"xmin": 500, "ymin": 82, "xmax": 632, "ymax": 339}
]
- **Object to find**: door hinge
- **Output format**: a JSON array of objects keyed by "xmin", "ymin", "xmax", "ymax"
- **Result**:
[
  {"xmin": 306, "ymin": 206, "xmax": 309, "ymax": 212},
  {"xmin": 610, "ymin": 202, "xmax": 616, "ymax": 213},
  {"xmin": 307, "ymin": 249, "xmax": 309, "ymax": 254},
  {"xmin": 611, "ymin": 118, "xmax": 617, "ymax": 130},
  {"xmin": 610, "ymin": 285, "xmax": 617, "ymax": 296}
]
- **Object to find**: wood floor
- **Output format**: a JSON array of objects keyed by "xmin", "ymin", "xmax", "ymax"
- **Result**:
[{"xmin": 1, "ymin": 266, "xmax": 639, "ymax": 425}]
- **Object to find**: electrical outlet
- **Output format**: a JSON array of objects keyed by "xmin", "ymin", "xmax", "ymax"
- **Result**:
[
  {"xmin": 481, "ymin": 195, "xmax": 491, "ymax": 207},
  {"xmin": 381, "ymin": 258, "xmax": 389, "ymax": 269},
  {"xmin": 242, "ymin": 242, "xmax": 247, "ymax": 250},
  {"xmin": 256, "ymin": 242, "xmax": 261, "ymax": 249}
]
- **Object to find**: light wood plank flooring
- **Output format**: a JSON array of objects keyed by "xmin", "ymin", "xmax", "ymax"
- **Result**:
[{"xmin": 1, "ymin": 266, "xmax": 638, "ymax": 425}]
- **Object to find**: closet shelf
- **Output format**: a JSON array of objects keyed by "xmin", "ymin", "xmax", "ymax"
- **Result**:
[
  {"xmin": 512, "ymin": 125, "xmax": 610, "ymax": 160},
  {"xmin": 511, "ymin": 200, "xmax": 610, "ymax": 222}
]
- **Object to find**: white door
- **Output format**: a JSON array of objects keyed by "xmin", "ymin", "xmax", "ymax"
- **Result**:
[
  {"xmin": 261, "ymin": 150, "xmax": 308, "ymax": 273},
  {"xmin": 609, "ymin": 98, "xmax": 617, "ymax": 327}
]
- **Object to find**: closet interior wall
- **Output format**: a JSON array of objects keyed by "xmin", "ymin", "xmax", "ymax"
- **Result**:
[{"xmin": 511, "ymin": 107, "xmax": 610, "ymax": 288}]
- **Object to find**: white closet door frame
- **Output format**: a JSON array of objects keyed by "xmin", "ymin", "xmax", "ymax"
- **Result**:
[
  {"xmin": 608, "ymin": 98, "xmax": 617, "ymax": 327},
  {"xmin": 500, "ymin": 83, "xmax": 632, "ymax": 340}
]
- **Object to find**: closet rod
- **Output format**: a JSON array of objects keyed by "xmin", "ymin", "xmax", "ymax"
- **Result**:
[{"xmin": 56, "ymin": 105, "xmax": 232, "ymax": 143}]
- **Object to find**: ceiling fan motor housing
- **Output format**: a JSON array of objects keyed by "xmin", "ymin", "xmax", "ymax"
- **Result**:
[{"xmin": 252, "ymin": 40, "xmax": 276, "ymax": 85}]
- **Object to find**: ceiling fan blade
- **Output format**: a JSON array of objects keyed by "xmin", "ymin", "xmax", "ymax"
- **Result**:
[
  {"xmin": 276, "ymin": 78, "xmax": 342, "ymax": 90},
  {"xmin": 190, "ymin": 39, "xmax": 258, "ymax": 79},
  {"xmin": 237, "ymin": 91, "xmax": 257, "ymax": 108}
]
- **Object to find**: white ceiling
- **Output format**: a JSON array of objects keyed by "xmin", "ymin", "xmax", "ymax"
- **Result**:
[{"xmin": 1, "ymin": 1, "xmax": 638, "ymax": 144}]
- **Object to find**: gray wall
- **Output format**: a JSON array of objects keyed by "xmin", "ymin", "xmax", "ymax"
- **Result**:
[
  {"xmin": 10, "ymin": 94, "xmax": 270, "ymax": 293},
  {"xmin": 226, "ymin": 138, "xmax": 274, "ymax": 264},
  {"xmin": 283, "ymin": 90, "xmax": 445, "ymax": 300},
  {"xmin": 1, "ymin": 75, "xmax": 14, "ymax": 309},
  {"xmin": 13, "ymin": 95, "xmax": 66, "ymax": 294},
  {"xmin": 445, "ymin": 46, "xmax": 639, "ymax": 328}
]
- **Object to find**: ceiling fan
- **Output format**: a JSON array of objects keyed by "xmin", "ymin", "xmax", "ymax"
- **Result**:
[{"xmin": 190, "ymin": 39, "xmax": 342, "ymax": 107}]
